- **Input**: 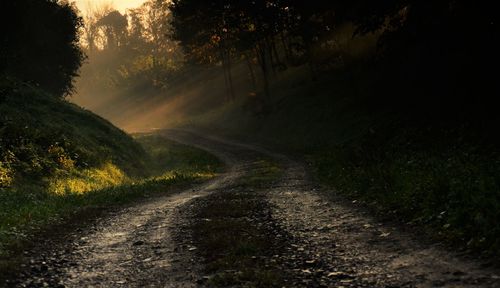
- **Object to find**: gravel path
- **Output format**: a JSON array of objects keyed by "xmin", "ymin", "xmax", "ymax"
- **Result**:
[{"xmin": 7, "ymin": 130, "xmax": 500, "ymax": 287}]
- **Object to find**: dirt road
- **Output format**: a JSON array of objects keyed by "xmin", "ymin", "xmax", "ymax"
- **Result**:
[{"xmin": 8, "ymin": 130, "xmax": 500, "ymax": 287}]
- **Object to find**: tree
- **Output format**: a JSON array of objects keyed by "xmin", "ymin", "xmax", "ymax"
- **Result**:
[
  {"xmin": 81, "ymin": 1, "xmax": 114, "ymax": 53},
  {"xmin": 170, "ymin": 0, "xmax": 235, "ymax": 100},
  {"xmin": 76, "ymin": 0, "xmax": 184, "ymax": 105},
  {"xmin": 97, "ymin": 11, "xmax": 128, "ymax": 50},
  {"xmin": 0, "ymin": 0, "xmax": 84, "ymax": 97}
]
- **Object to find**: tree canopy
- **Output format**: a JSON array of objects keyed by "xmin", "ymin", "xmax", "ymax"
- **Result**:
[
  {"xmin": 168, "ymin": 0, "xmax": 499, "ymax": 116},
  {"xmin": 0, "ymin": 0, "xmax": 84, "ymax": 97}
]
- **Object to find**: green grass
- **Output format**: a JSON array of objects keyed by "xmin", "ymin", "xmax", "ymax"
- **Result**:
[
  {"xmin": 312, "ymin": 128, "xmax": 500, "ymax": 255},
  {"xmin": 136, "ymin": 133, "xmax": 221, "ymax": 176},
  {"xmin": 238, "ymin": 159, "xmax": 282, "ymax": 188}
]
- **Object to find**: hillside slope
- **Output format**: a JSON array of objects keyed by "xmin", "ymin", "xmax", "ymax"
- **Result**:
[{"xmin": 1, "ymin": 81, "xmax": 147, "ymax": 185}]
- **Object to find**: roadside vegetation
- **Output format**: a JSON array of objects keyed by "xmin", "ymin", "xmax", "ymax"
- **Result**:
[
  {"xmin": 313, "ymin": 126, "xmax": 500, "ymax": 255},
  {"xmin": 0, "ymin": 81, "xmax": 221, "ymax": 276}
]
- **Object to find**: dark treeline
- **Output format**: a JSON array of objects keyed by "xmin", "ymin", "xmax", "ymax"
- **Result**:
[{"xmin": 169, "ymin": 0, "xmax": 499, "ymax": 122}]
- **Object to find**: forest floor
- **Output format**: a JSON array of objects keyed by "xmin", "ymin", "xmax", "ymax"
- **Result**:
[{"xmin": 5, "ymin": 130, "xmax": 500, "ymax": 287}]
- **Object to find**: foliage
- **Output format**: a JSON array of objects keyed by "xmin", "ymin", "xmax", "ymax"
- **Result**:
[
  {"xmin": 76, "ymin": 1, "xmax": 499, "ymax": 126},
  {"xmin": 168, "ymin": 0, "xmax": 499, "ymax": 116},
  {"xmin": 0, "ymin": 162, "xmax": 13, "ymax": 188},
  {"xmin": 96, "ymin": 10, "xmax": 129, "ymax": 49},
  {"xmin": 0, "ymin": 0, "xmax": 84, "ymax": 97},
  {"xmin": 76, "ymin": 0, "xmax": 183, "ymax": 103}
]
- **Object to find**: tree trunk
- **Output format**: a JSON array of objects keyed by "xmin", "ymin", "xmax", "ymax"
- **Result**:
[
  {"xmin": 307, "ymin": 48, "xmax": 317, "ymax": 81},
  {"xmin": 226, "ymin": 50, "xmax": 235, "ymax": 101},
  {"xmin": 256, "ymin": 43, "xmax": 271, "ymax": 101},
  {"xmin": 265, "ymin": 37, "xmax": 276, "ymax": 75},
  {"xmin": 280, "ymin": 31, "xmax": 292, "ymax": 62},
  {"xmin": 220, "ymin": 49, "xmax": 231, "ymax": 102},
  {"xmin": 271, "ymin": 37, "xmax": 285, "ymax": 71},
  {"xmin": 245, "ymin": 52, "xmax": 257, "ymax": 90}
]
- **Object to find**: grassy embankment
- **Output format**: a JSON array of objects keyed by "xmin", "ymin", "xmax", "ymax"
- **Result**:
[
  {"xmin": 0, "ymin": 82, "xmax": 221, "ymax": 270},
  {"xmin": 176, "ymin": 40, "xmax": 500, "ymax": 257}
]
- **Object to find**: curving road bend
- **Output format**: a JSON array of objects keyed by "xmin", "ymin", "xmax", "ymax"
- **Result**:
[{"xmin": 11, "ymin": 130, "xmax": 500, "ymax": 287}]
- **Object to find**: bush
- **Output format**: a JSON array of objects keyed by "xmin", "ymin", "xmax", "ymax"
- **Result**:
[
  {"xmin": 0, "ymin": 0, "xmax": 84, "ymax": 97},
  {"xmin": 0, "ymin": 162, "xmax": 13, "ymax": 188}
]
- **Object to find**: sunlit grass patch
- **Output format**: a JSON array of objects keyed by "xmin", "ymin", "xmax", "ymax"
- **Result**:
[
  {"xmin": 49, "ymin": 162, "xmax": 128, "ymax": 195},
  {"xmin": 0, "ymin": 163, "xmax": 13, "ymax": 188}
]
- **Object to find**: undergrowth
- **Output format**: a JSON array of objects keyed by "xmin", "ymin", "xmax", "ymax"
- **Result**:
[{"xmin": 313, "ymin": 127, "xmax": 500, "ymax": 255}]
